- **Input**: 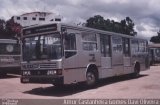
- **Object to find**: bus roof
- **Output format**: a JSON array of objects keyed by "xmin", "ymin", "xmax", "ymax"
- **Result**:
[
  {"xmin": 61, "ymin": 23, "xmax": 146, "ymax": 40},
  {"xmin": 23, "ymin": 23, "xmax": 147, "ymax": 41}
]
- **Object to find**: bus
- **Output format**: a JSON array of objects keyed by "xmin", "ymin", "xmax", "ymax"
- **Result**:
[
  {"xmin": 0, "ymin": 38, "xmax": 21, "ymax": 76},
  {"xmin": 21, "ymin": 23, "xmax": 150, "ymax": 87},
  {"xmin": 149, "ymin": 43, "xmax": 160, "ymax": 65}
]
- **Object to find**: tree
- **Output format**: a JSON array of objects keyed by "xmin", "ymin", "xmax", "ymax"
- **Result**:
[
  {"xmin": 0, "ymin": 19, "xmax": 6, "ymax": 37},
  {"xmin": 125, "ymin": 17, "xmax": 137, "ymax": 36},
  {"xmin": 86, "ymin": 15, "xmax": 106, "ymax": 30},
  {"xmin": 85, "ymin": 15, "xmax": 137, "ymax": 36},
  {"xmin": 5, "ymin": 17, "xmax": 22, "ymax": 37},
  {"xmin": 0, "ymin": 17, "xmax": 22, "ymax": 38},
  {"xmin": 150, "ymin": 31, "xmax": 160, "ymax": 43},
  {"xmin": 0, "ymin": 19, "xmax": 5, "ymax": 30}
]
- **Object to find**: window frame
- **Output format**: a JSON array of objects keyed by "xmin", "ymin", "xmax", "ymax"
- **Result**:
[
  {"xmin": 17, "ymin": 17, "xmax": 20, "ymax": 20},
  {"xmin": 122, "ymin": 37, "xmax": 130, "ymax": 57},
  {"xmin": 32, "ymin": 17, "xmax": 36, "ymax": 20},
  {"xmin": 55, "ymin": 18, "xmax": 61, "ymax": 21},
  {"xmin": 82, "ymin": 32, "xmax": 98, "ymax": 51},
  {"xmin": 64, "ymin": 33, "xmax": 77, "ymax": 58},
  {"xmin": 112, "ymin": 36, "xmax": 123, "ymax": 53},
  {"xmin": 100, "ymin": 34, "xmax": 111, "ymax": 57},
  {"xmin": 39, "ymin": 18, "xmax": 45, "ymax": 21},
  {"xmin": 131, "ymin": 39, "xmax": 139, "ymax": 54},
  {"xmin": 23, "ymin": 17, "xmax": 27, "ymax": 20}
]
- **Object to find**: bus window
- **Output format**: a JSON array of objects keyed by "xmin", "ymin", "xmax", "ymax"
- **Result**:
[
  {"xmin": 138, "ymin": 40, "xmax": 146, "ymax": 53},
  {"xmin": 64, "ymin": 33, "xmax": 77, "ymax": 58},
  {"xmin": 82, "ymin": 33, "xmax": 97, "ymax": 51},
  {"xmin": 22, "ymin": 34, "xmax": 62, "ymax": 61},
  {"xmin": 156, "ymin": 48, "xmax": 160, "ymax": 57},
  {"xmin": 112, "ymin": 36, "xmax": 123, "ymax": 53},
  {"xmin": 100, "ymin": 35, "xmax": 111, "ymax": 57},
  {"xmin": 131, "ymin": 39, "xmax": 139, "ymax": 54},
  {"xmin": 145, "ymin": 41, "xmax": 148, "ymax": 52},
  {"xmin": 122, "ymin": 38, "xmax": 130, "ymax": 57}
]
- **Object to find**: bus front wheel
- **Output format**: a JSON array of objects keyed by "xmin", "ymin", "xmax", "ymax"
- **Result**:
[{"xmin": 86, "ymin": 71, "xmax": 97, "ymax": 87}]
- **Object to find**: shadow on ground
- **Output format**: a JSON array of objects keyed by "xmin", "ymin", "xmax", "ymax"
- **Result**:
[
  {"xmin": 0, "ymin": 73, "xmax": 20, "ymax": 79},
  {"xmin": 23, "ymin": 74, "xmax": 148, "ymax": 97}
]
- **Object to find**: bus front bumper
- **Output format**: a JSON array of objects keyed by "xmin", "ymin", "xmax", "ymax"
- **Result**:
[{"xmin": 21, "ymin": 76, "xmax": 64, "ymax": 84}]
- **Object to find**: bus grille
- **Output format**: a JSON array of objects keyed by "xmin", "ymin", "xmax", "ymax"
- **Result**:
[{"xmin": 39, "ymin": 63, "xmax": 57, "ymax": 69}]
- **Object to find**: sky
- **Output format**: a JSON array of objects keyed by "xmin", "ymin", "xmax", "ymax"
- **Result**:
[{"xmin": 1, "ymin": 0, "xmax": 160, "ymax": 39}]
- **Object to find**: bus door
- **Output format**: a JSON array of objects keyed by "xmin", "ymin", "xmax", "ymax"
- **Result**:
[
  {"xmin": 122, "ymin": 38, "xmax": 131, "ymax": 74},
  {"xmin": 112, "ymin": 36, "xmax": 123, "ymax": 75},
  {"xmin": 63, "ymin": 30, "xmax": 79, "ymax": 84},
  {"xmin": 100, "ymin": 35, "xmax": 112, "ymax": 78}
]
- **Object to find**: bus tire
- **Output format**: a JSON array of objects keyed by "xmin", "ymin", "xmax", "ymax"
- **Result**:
[
  {"xmin": 132, "ymin": 63, "xmax": 140, "ymax": 78},
  {"xmin": 85, "ymin": 71, "xmax": 97, "ymax": 87}
]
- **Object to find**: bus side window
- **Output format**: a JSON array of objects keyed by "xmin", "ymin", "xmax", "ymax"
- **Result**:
[
  {"xmin": 64, "ymin": 33, "xmax": 77, "ymax": 58},
  {"xmin": 156, "ymin": 48, "xmax": 160, "ymax": 57},
  {"xmin": 131, "ymin": 39, "xmax": 139, "ymax": 55},
  {"xmin": 82, "ymin": 33, "xmax": 97, "ymax": 51},
  {"xmin": 100, "ymin": 35, "xmax": 111, "ymax": 57},
  {"xmin": 122, "ymin": 38, "xmax": 130, "ymax": 57}
]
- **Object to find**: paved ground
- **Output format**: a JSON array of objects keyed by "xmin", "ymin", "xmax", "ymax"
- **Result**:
[{"xmin": 0, "ymin": 65, "xmax": 160, "ymax": 99}]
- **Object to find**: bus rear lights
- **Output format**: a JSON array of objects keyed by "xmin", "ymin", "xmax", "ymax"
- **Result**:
[
  {"xmin": 47, "ymin": 70, "xmax": 56, "ymax": 75},
  {"xmin": 23, "ymin": 71, "xmax": 31, "ymax": 76}
]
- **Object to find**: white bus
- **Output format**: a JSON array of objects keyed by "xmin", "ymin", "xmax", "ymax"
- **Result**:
[
  {"xmin": 0, "ymin": 38, "xmax": 21, "ymax": 76},
  {"xmin": 21, "ymin": 23, "xmax": 150, "ymax": 87},
  {"xmin": 149, "ymin": 43, "xmax": 160, "ymax": 65}
]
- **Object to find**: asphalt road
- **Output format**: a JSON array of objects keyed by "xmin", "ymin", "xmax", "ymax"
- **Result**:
[{"xmin": 0, "ymin": 65, "xmax": 160, "ymax": 99}]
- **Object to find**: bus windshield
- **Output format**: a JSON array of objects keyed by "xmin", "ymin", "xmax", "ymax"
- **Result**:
[
  {"xmin": 22, "ymin": 33, "xmax": 62, "ymax": 61},
  {"xmin": 0, "ymin": 43, "xmax": 20, "ymax": 55}
]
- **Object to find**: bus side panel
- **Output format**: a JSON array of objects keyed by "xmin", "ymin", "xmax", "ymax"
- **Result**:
[
  {"xmin": 123, "ymin": 57, "xmax": 133, "ymax": 74},
  {"xmin": 100, "ymin": 57, "xmax": 114, "ymax": 78},
  {"xmin": 100, "ymin": 68, "xmax": 114, "ymax": 79},
  {"xmin": 63, "ymin": 52, "xmax": 101, "ymax": 85},
  {"xmin": 63, "ymin": 68, "xmax": 86, "ymax": 84},
  {"xmin": 111, "ymin": 36, "xmax": 124, "ymax": 76}
]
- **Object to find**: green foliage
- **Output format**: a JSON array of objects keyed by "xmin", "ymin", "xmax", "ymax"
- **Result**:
[
  {"xmin": 86, "ymin": 15, "xmax": 137, "ymax": 36},
  {"xmin": 0, "ymin": 19, "xmax": 6, "ymax": 37},
  {"xmin": 0, "ymin": 17, "xmax": 22, "ymax": 38},
  {"xmin": 150, "ymin": 32, "xmax": 160, "ymax": 43}
]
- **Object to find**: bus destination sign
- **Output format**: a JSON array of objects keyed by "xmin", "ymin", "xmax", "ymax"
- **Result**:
[{"xmin": 23, "ymin": 24, "xmax": 57, "ymax": 35}]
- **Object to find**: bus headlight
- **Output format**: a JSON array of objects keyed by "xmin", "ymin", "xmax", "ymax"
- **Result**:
[{"xmin": 23, "ymin": 71, "xmax": 31, "ymax": 76}]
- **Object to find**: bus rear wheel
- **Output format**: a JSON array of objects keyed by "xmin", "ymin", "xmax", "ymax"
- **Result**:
[{"xmin": 86, "ymin": 71, "xmax": 97, "ymax": 87}]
